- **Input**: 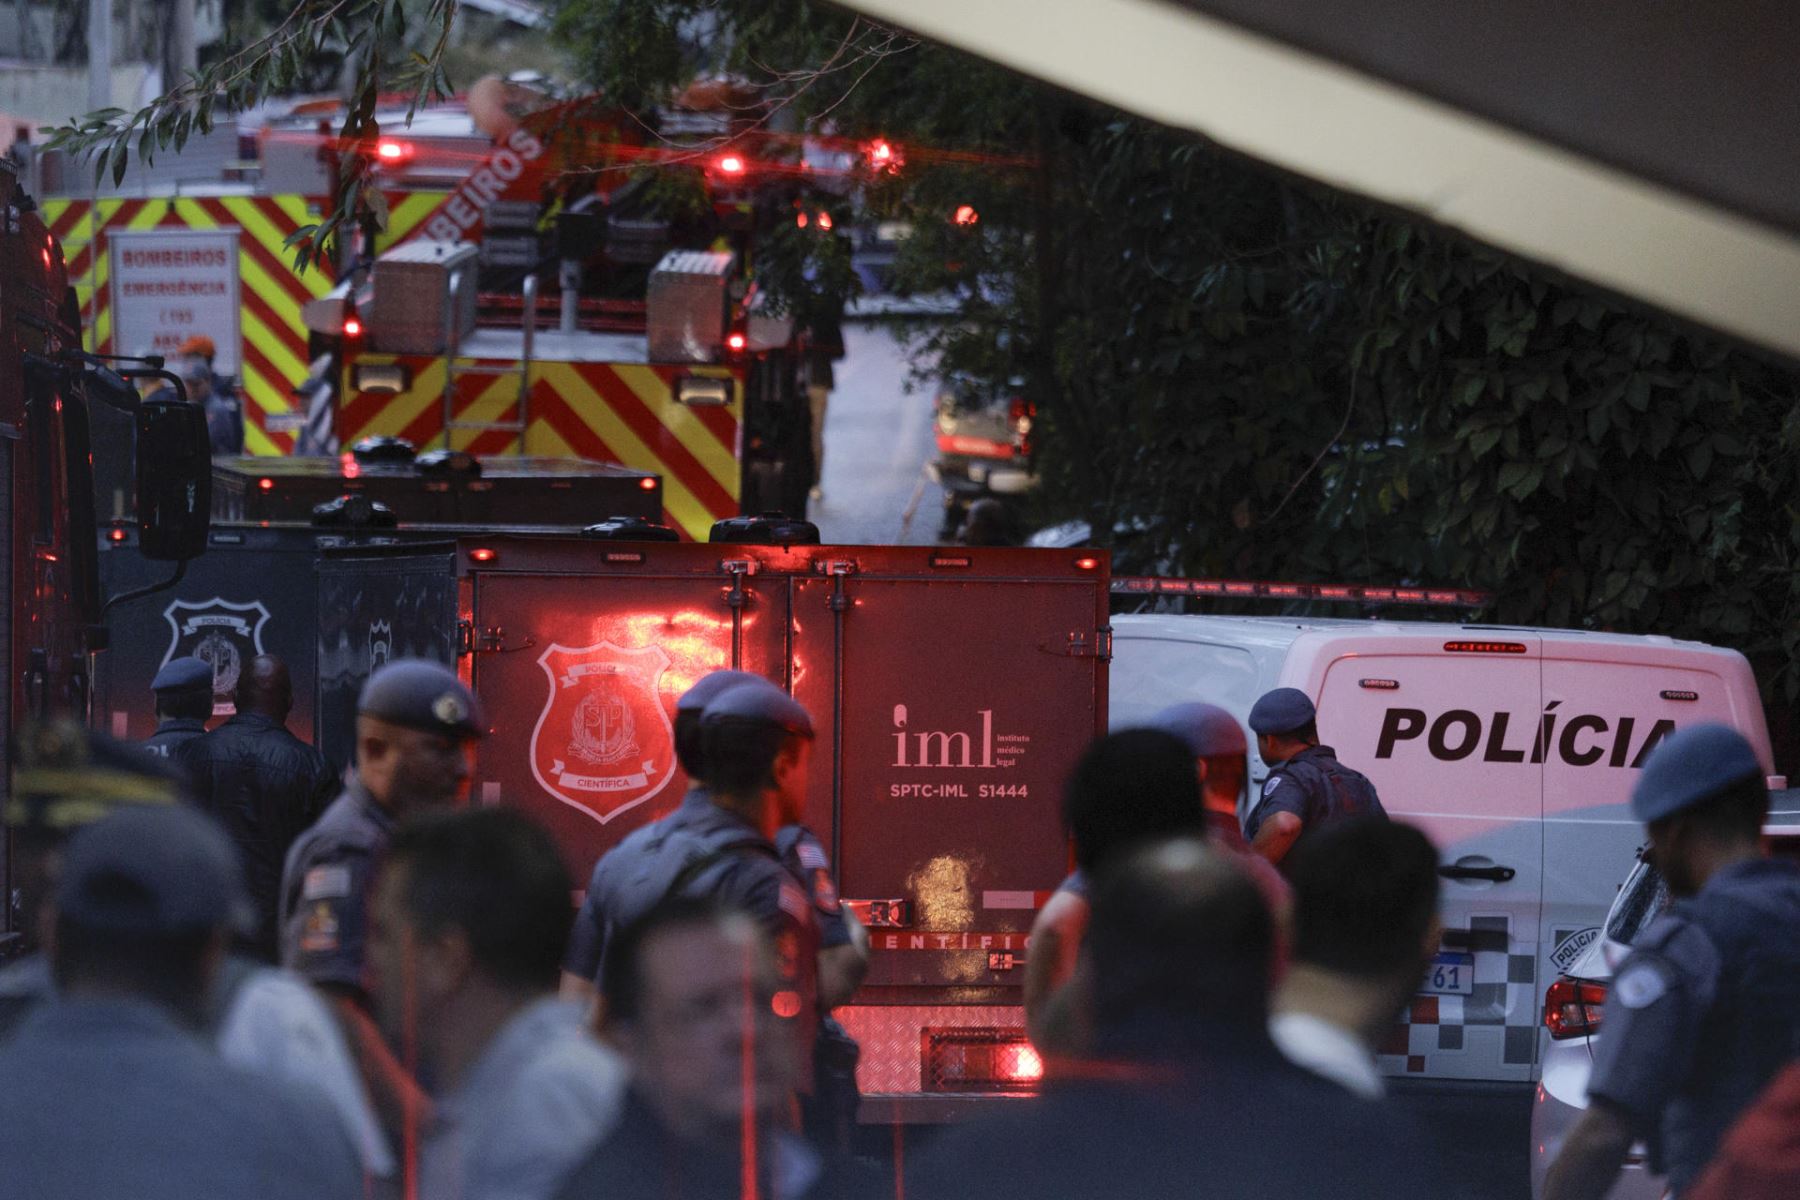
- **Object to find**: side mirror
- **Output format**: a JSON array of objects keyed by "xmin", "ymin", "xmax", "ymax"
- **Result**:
[{"xmin": 136, "ymin": 398, "xmax": 211, "ymax": 560}]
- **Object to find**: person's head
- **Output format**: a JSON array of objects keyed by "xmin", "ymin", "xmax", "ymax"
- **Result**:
[
  {"xmin": 49, "ymin": 803, "xmax": 250, "ymax": 1025},
  {"xmin": 1156, "ymin": 702, "xmax": 1249, "ymax": 804},
  {"xmin": 354, "ymin": 659, "xmax": 484, "ymax": 815},
  {"xmin": 177, "ymin": 335, "xmax": 216, "ymax": 365},
  {"xmin": 1248, "ymin": 687, "xmax": 1319, "ymax": 765},
  {"xmin": 600, "ymin": 897, "xmax": 800, "ymax": 1144},
  {"xmin": 1086, "ymin": 838, "xmax": 1273, "ymax": 1039},
  {"xmin": 699, "ymin": 683, "xmax": 814, "ymax": 832},
  {"xmin": 673, "ymin": 669, "xmax": 769, "ymax": 780},
  {"xmin": 368, "ymin": 808, "xmax": 572, "ymax": 1050},
  {"xmin": 178, "ymin": 354, "xmax": 212, "ymax": 402},
  {"xmin": 1632, "ymin": 724, "xmax": 1769, "ymax": 897},
  {"xmin": 1285, "ymin": 816, "xmax": 1441, "ymax": 996},
  {"xmin": 151, "ymin": 656, "xmax": 214, "ymax": 722},
  {"xmin": 1064, "ymin": 728, "xmax": 1204, "ymax": 874},
  {"xmin": 235, "ymin": 654, "xmax": 292, "ymax": 722},
  {"xmin": 7, "ymin": 721, "xmax": 187, "ymax": 951}
]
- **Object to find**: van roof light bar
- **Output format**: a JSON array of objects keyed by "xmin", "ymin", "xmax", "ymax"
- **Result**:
[{"xmin": 1111, "ymin": 575, "xmax": 1491, "ymax": 608}]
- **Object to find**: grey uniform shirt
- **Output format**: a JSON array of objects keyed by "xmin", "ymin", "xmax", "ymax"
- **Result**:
[
  {"xmin": 419, "ymin": 997, "xmax": 627, "ymax": 1200},
  {"xmin": 279, "ymin": 777, "xmax": 394, "ymax": 991},
  {"xmin": 0, "ymin": 954, "xmax": 394, "ymax": 1179},
  {"xmin": 0, "ymin": 996, "xmax": 363, "ymax": 1200}
]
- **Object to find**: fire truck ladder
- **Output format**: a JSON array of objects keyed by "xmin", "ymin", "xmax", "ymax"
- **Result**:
[{"xmin": 443, "ymin": 274, "xmax": 537, "ymax": 454}]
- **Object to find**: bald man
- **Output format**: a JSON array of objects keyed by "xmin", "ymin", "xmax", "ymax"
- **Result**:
[{"xmin": 177, "ymin": 655, "xmax": 338, "ymax": 961}]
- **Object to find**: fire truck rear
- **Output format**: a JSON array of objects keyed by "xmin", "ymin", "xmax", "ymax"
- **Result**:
[{"xmin": 313, "ymin": 89, "xmax": 819, "ymax": 540}]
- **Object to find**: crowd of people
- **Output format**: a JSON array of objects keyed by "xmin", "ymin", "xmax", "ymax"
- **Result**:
[{"xmin": 0, "ymin": 654, "xmax": 1794, "ymax": 1200}]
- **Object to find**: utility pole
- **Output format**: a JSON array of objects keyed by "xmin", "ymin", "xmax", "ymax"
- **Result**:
[
  {"xmin": 14, "ymin": 0, "xmax": 32, "ymax": 63},
  {"xmin": 88, "ymin": 0, "xmax": 112, "ymax": 113},
  {"xmin": 166, "ymin": 0, "xmax": 196, "ymax": 88}
]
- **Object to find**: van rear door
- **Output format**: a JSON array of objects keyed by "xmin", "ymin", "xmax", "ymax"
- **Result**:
[
  {"xmin": 1303, "ymin": 633, "xmax": 1545, "ymax": 1085},
  {"xmin": 1539, "ymin": 640, "xmax": 1772, "ymax": 983}
]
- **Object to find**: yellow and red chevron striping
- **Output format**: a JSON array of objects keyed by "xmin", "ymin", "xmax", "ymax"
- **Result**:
[
  {"xmin": 41, "ymin": 194, "xmax": 332, "ymax": 454},
  {"xmin": 341, "ymin": 356, "xmax": 744, "ymax": 540}
]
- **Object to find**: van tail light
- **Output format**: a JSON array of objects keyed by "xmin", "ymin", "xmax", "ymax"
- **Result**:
[
  {"xmin": 1545, "ymin": 979, "xmax": 1606, "ymax": 1039},
  {"xmin": 923, "ymin": 1029, "xmax": 1044, "ymax": 1093}
]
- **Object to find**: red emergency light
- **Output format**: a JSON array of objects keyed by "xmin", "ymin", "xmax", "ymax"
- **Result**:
[
  {"xmin": 716, "ymin": 153, "xmax": 746, "ymax": 175},
  {"xmin": 726, "ymin": 332, "xmax": 747, "ymax": 352},
  {"xmin": 637, "ymin": 476, "xmax": 658, "ymax": 491},
  {"xmin": 1443, "ymin": 640, "xmax": 1527, "ymax": 654},
  {"xmin": 866, "ymin": 138, "xmax": 902, "ymax": 173},
  {"xmin": 1545, "ymin": 979, "xmax": 1605, "ymax": 1039},
  {"xmin": 107, "ymin": 527, "xmax": 127, "ymax": 544},
  {"xmin": 1074, "ymin": 556, "xmax": 1100, "ymax": 571},
  {"xmin": 923, "ymin": 1030, "xmax": 1044, "ymax": 1093},
  {"xmin": 469, "ymin": 547, "xmax": 498, "ymax": 564},
  {"xmin": 375, "ymin": 139, "xmax": 414, "ymax": 163},
  {"xmin": 816, "ymin": 211, "xmax": 834, "ymax": 231},
  {"xmin": 1109, "ymin": 576, "xmax": 1492, "ymax": 608},
  {"xmin": 342, "ymin": 316, "xmax": 363, "ymax": 338},
  {"xmin": 953, "ymin": 204, "xmax": 979, "ymax": 227}
]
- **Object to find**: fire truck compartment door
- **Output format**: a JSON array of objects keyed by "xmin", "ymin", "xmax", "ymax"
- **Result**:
[{"xmin": 794, "ymin": 569, "xmax": 1108, "ymax": 989}]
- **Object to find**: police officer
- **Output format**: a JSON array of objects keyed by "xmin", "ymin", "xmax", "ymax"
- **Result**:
[
  {"xmin": 576, "ymin": 681, "xmax": 823, "ymax": 1078},
  {"xmin": 1544, "ymin": 724, "xmax": 1800, "ymax": 1200},
  {"xmin": 1243, "ymin": 687, "xmax": 1385, "ymax": 867},
  {"xmin": 179, "ymin": 654, "xmax": 338, "ymax": 962},
  {"xmin": 277, "ymin": 658, "xmax": 484, "ymax": 1001},
  {"xmin": 144, "ymin": 657, "xmax": 213, "ymax": 759},
  {"xmin": 560, "ymin": 668, "xmax": 766, "ymax": 1001}
]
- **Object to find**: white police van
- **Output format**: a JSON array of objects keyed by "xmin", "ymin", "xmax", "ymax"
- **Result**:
[{"xmin": 1110, "ymin": 614, "xmax": 1780, "ymax": 1094}]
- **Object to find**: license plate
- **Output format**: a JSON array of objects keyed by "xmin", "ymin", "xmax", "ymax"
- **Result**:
[{"xmin": 1422, "ymin": 951, "xmax": 1475, "ymax": 995}]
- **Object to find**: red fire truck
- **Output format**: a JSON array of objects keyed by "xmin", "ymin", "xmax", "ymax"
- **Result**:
[
  {"xmin": 0, "ymin": 163, "xmax": 210, "ymax": 951},
  {"xmin": 315, "ymin": 534, "xmax": 1113, "ymax": 1117},
  {"xmin": 303, "ymin": 82, "xmax": 826, "ymax": 539}
]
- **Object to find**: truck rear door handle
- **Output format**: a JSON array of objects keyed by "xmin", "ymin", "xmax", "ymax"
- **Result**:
[{"xmin": 1438, "ymin": 864, "xmax": 1516, "ymax": 882}]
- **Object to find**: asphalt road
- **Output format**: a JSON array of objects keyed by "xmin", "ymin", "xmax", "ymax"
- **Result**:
[{"xmin": 809, "ymin": 321, "xmax": 942, "ymax": 546}]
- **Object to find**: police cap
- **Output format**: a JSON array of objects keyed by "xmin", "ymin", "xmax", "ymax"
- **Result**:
[
  {"xmin": 151, "ymin": 656, "xmax": 213, "ymax": 696},
  {"xmin": 1248, "ymin": 687, "xmax": 1317, "ymax": 736},
  {"xmin": 7, "ymin": 720, "xmax": 182, "ymax": 832},
  {"xmin": 676, "ymin": 669, "xmax": 771, "ymax": 714},
  {"xmin": 1156, "ymin": 702, "xmax": 1247, "ymax": 758},
  {"xmin": 56, "ymin": 804, "xmax": 253, "ymax": 936},
  {"xmin": 701, "ymin": 681, "xmax": 814, "ymax": 738},
  {"xmin": 357, "ymin": 658, "xmax": 485, "ymax": 739},
  {"xmin": 1631, "ymin": 723, "xmax": 1763, "ymax": 824}
]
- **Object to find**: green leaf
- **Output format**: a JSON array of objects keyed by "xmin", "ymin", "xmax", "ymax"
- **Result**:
[{"xmin": 1687, "ymin": 439, "xmax": 1713, "ymax": 480}]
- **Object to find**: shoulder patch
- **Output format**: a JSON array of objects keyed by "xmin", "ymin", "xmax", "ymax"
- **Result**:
[
  {"xmin": 302, "ymin": 865, "xmax": 353, "ymax": 901},
  {"xmin": 298, "ymin": 901, "xmax": 342, "ymax": 953},
  {"xmin": 1614, "ymin": 963, "xmax": 1668, "ymax": 1010},
  {"xmin": 796, "ymin": 841, "xmax": 829, "ymax": 871},
  {"xmin": 777, "ymin": 879, "xmax": 813, "ymax": 923},
  {"xmin": 1262, "ymin": 776, "xmax": 1283, "ymax": 796}
]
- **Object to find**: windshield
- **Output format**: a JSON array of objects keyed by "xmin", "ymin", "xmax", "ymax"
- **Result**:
[{"xmin": 1604, "ymin": 859, "xmax": 1671, "ymax": 947}]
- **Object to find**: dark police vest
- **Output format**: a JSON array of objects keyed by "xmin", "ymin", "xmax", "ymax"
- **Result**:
[
  {"xmin": 143, "ymin": 718, "xmax": 207, "ymax": 760},
  {"xmin": 1264, "ymin": 745, "xmax": 1386, "ymax": 831},
  {"xmin": 1657, "ymin": 858, "xmax": 1800, "ymax": 1190}
]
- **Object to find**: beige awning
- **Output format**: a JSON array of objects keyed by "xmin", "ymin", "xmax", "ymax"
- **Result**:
[{"xmin": 834, "ymin": 0, "xmax": 1800, "ymax": 361}]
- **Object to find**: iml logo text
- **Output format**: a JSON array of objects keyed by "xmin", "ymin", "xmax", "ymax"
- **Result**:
[{"xmin": 892, "ymin": 704, "xmax": 999, "ymax": 768}]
